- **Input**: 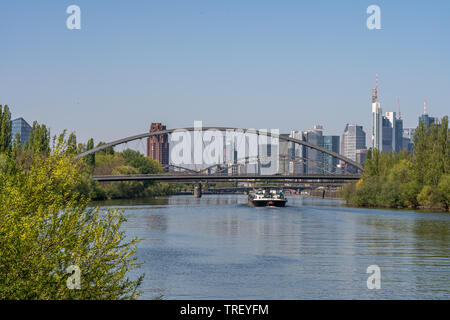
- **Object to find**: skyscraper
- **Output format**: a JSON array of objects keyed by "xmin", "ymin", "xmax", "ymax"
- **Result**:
[
  {"xmin": 147, "ymin": 123, "xmax": 169, "ymax": 167},
  {"xmin": 356, "ymin": 149, "xmax": 368, "ymax": 165},
  {"xmin": 322, "ymin": 135, "xmax": 340, "ymax": 173},
  {"xmin": 11, "ymin": 117, "xmax": 32, "ymax": 146},
  {"xmin": 394, "ymin": 118, "xmax": 403, "ymax": 152},
  {"xmin": 289, "ymin": 130, "xmax": 306, "ymax": 174},
  {"xmin": 371, "ymin": 74, "xmax": 404, "ymax": 152},
  {"xmin": 372, "ymin": 74, "xmax": 383, "ymax": 150},
  {"xmin": 342, "ymin": 124, "xmax": 366, "ymax": 162},
  {"xmin": 304, "ymin": 125, "xmax": 324, "ymax": 174},
  {"xmin": 402, "ymin": 128, "xmax": 415, "ymax": 153},
  {"xmin": 382, "ymin": 112, "xmax": 396, "ymax": 152},
  {"xmin": 278, "ymin": 134, "xmax": 290, "ymax": 174},
  {"xmin": 418, "ymin": 99, "xmax": 436, "ymax": 127},
  {"xmin": 402, "ymin": 137, "xmax": 413, "ymax": 153}
]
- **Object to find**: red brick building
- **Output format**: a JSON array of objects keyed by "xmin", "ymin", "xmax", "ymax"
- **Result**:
[{"xmin": 147, "ymin": 123, "xmax": 169, "ymax": 167}]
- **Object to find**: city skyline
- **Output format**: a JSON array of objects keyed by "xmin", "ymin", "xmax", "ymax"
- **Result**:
[{"xmin": 1, "ymin": 1, "xmax": 449, "ymax": 144}]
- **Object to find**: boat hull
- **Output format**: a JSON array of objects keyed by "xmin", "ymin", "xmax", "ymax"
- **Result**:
[{"xmin": 248, "ymin": 198, "xmax": 287, "ymax": 207}]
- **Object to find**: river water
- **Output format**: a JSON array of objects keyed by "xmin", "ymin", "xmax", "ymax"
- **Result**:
[{"xmin": 97, "ymin": 195, "xmax": 450, "ymax": 300}]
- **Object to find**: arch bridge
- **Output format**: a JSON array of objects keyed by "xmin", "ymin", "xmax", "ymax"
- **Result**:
[{"xmin": 76, "ymin": 126, "xmax": 362, "ymax": 196}]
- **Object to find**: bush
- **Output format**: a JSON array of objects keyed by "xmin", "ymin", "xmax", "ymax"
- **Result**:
[
  {"xmin": 0, "ymin": 147, "xmax": 143, "ymax": 299},
  {"xmin": 438, "ymin": 174, "xmax": 450, "ymax": 210},
  {"xmin": 417, "ymin": 185, "xmax": 441, "ymax": 209}
]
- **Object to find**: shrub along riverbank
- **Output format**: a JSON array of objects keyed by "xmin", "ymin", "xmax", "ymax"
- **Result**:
[
  {"xmin": 343, "ymin": 116, "xmax": 449, "ymax": 212},
  {"xmin": 80, "ymin": 148, "xmax": 183, "ymax": 200},
  {"xmin": 0, "ymin": 104, "xmax": 144, "ymax": 298}
]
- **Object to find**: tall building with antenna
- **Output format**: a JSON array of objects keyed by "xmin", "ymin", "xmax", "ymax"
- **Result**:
[
  {"xmin": 371, "ymin": 73, "xmax": 383, "ymax": 150},
  {"xmin": 371, "ymin": 74, "xmax": 404, "ymax": 152},
  {"xmin": 394, "ymin": 99, "xmax": 403, "ymax": 152},
  {"xmin": 418, "ymin": 99, "xmax": 436, "ymax": 127}
]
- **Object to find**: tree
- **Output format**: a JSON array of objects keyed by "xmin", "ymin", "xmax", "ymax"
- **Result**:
[
  {"xmin": 437, "ymin": 116, "xmax": 449, "ymax": 175},
  {"xmin": 346, "ymin": 115, "xmax": 449, "ymax": 211},
  {"xmin": 0, "ymin": 139, "xmax": 143, "ymax": 299},
  {"xmin": 438, "ymin": 174, "xmax": 450, "ymax": 210},
  {"xmin": 26, "ymin": 121, "xmax": 51, "ymax": 156},
  {"xmin": 417, "ymin": 185, "xmax": 440, "ymax": 209},
  {"xmin": 121, "ymin": 149, "xmax": 163, "ymax": 174},
  {"xmin": 85, "ymin": 138, "xmax": 95, "ymax": 167},
  {"xmin": 11, "ymin": 133, "xmax": 21, "ymax": 159},
  {"xmin": 67, "ymin": 132, "xmax": 77, "ymax": 155},
  {"xmin": 0, "ymin": 105, "xmax": 12, "ymax": 153},
  {"xmin": 96, "ymin": 142, "xmax": 114, "ymax": 155}
]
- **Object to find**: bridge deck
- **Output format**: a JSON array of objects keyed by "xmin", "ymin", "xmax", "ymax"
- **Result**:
[{"xmin": 93, "ymin": 174, "xmax": 361, "ymax": 182}]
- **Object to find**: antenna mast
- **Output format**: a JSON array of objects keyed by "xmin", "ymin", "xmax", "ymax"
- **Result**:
[{"xmin": 372, "ymin": 73, "xmax": 379, "ymax": 103}]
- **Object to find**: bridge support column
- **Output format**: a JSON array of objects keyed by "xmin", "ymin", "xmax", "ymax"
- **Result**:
[{"xmin": 194, "ymin": 183, "xmax": 202, "ymax": 198}]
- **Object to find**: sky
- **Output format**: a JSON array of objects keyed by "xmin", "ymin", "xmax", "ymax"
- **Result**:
[{"xmin": 1, "ymin": 0, "xmax": 449, "ymax": 145}]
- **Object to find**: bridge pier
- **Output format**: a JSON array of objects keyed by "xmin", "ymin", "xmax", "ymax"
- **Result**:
[{"xmin": 194, "ymin": 183, "xmax": 202, "ymax": 198}]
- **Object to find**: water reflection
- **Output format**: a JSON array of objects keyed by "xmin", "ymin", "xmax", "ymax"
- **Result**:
[{"xmin": 95, "ymin": 195, "xmax": 450, "ymax": 299}]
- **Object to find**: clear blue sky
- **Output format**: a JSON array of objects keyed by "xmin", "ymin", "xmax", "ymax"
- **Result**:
[{"xmin": 1, "ymin": 0, "xmax": 449, "ymax": 144}]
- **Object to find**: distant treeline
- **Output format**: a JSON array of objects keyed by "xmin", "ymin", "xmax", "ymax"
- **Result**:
[{"xmin": 343, "ymin": 116, "xmax": 449, "ymax": 212}]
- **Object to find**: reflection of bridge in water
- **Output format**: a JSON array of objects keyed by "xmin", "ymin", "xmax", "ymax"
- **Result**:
[{"xmin": 76, "ymin": 127, "xmax": 362, "ymax": 197}]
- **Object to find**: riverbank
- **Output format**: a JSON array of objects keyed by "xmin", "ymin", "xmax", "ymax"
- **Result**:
[{"xmin": 344, "ymin": 201, "xmax": 449, "ymax": 213}]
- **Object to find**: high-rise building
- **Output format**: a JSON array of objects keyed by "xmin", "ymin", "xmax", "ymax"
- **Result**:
[
  {"xmin": 258, "ymin": 141, "xmax": 277, "ymax": 175},
  {"xmin": 402, "ymin": 128, "xmax": 415, "ymax": 153},
  {"xmin": 289, "ymin": 130, "xmax": 306, "ymax": 174},
  {"xmin": 278, "ymin": 134, "xmax": 290, "ymax": 174},
  {"xmin": 372, "ymin": 75, "xmax": 383, "ymax": 151},
  {"xmin": 402, "ymin": 137, "xmax": 413, "ymax": 153},
  {"xmin": 147, "ymin": 123, "xmax": 169, "ymax": 167},
  {"xmin": 418, "ymin": 99, "xmax": 436, "ymax": 127},
  {"xmin": 419, "ymin": 114, "xmax": 436, "ymax": 127},
  {"xmin": 304, "ymin": 125, "xmax": 324, "ymax": 174},
  {"xmin": 341, "ymin": 124, "xmax": 366, "ymax": 162},
  {"xmin": 382, "ymin": 112, "xmax": 396, "ymax": 152},
  {"xmin": 395, "ymin": 118, "xmax": 403, "ymax": 152},
  {"xmin": 224, "ymin": 138, "xmax": 235, "ymax": 174},
  {"xmin": 11, "ymin": 117, "xmax": 32, "ymax": 146},
  {"xmin": 381, "ymin": 111, "xmax": 403, "ymax": 152},
  {"xmin": 322, "ymin": 135, "xmax": 340, "ymax": 173},
  {"xmin": 371, "ymin": 75, "xmax": 404, "ymax": 152},
  {"xmin": 356, "ymin": 149, "xmax": 368, "ymax": 165},
  {"xmin": 403, "ymin": 128, "xmax": 415, "ymax": 140}
]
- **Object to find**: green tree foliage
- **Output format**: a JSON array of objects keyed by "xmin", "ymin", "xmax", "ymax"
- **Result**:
[
  {"xmin": 0, "ymin": 138, "xmax": 143, "ymax": 299},
  {"xmin": 85, "ymin": 138, "xmax": 95, "ymax": 167},
  {"xmin": 121, "ymin": 149, "xmax": 164, "ymax": 174},
  {"xmin": 11, "ymin": 133, "xmax": 21, "ymax": 159},
  {"xmin": 438, "ymin": 174, "xmax": 450, "ymax": 210},
  {"xmin": 96, "ymin": 142, "xmax": 114, "ymax": 155},
  {"xmin": 344, "ymin": 116, "xmax": 449, "ymax": 211},
  {"xmin": 0, "ymin": 104, "xmax": 12, "ymax": 153},
  {"xmin": 91, "ymin": 149, "xmax": 174, "ymax": 200},
  {"xmin": 25, "ymin": 121, "xmax": 51, "ymax": 156},
  {"xmin": 67, "ymin": 132, "xmax": 77, "ymax": 155}
]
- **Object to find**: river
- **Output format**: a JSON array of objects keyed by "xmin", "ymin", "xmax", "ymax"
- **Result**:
[{"xmin": 96, "ymin": 195, "xmax": 450, "ymax": 299}]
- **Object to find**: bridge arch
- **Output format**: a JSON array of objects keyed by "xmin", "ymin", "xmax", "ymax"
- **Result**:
[
  {"xmin": 75, "ymin": 127, "xmax": 363, "ymax": 171},
  {"xmin": 198, "ymin": 154, "xmax": 344, "ymax": 175}
]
